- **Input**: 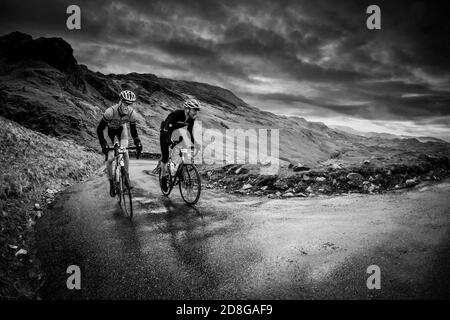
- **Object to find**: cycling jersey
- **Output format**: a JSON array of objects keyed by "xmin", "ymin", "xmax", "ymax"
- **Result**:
[
  {"xmin": 160, "ymin": 109, "xmax": 196, "ymax": 163},
  {"xmin": 161, "ymin": 109, "xmax": 195, "ymax": 142},
  {"xmin": 97, "ymin": 103, "xmax": 139, "ymax": 147},
  {"xmin": 102, "ymin": 103, "xmax": 138, "ymax": 129}
]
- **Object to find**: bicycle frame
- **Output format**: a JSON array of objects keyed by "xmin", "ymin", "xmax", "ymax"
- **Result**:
[{"xmin": 167, "ymin": 142, "xmax": 194, "ymax": 185}]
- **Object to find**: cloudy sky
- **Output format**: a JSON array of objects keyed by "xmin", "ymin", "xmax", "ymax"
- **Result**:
[{"xmin": 1, "ymin": 0, "xmax": 449, "ymax": 140}]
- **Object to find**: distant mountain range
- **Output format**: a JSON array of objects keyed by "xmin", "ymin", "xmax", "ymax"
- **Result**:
[
  {"xmin": 1, "ymin": 31, "xmax": 449, "ymax": 166},
  {"xmin": 330, "ymin": 125, "xmax": 447, "ymax": 143}
]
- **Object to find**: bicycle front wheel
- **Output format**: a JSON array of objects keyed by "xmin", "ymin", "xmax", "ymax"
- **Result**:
[
  {"xmin": 179, "ymin": 164, "xmax": 201, "ymax": 205},
  {"xmin": 159, "ymin": 163, "xmax": 173, "ymax": 196},
  {"xmin": 120, "ymin": 167, "xmax": 133, "ymax": 221}
]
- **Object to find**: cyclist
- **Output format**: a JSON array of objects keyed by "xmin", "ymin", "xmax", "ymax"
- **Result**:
[
  {"xmin": 96, "ymin": 90, "xmax": 143, "ymax": 197},
  {"xmin": 157, "ymin": 98, "xmax": 200, "ymax": 185}
]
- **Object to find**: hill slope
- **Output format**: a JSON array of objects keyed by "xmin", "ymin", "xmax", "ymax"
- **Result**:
[{"xmin": 1, "ymin": 31, "xmax": 450, "ymax": 167}]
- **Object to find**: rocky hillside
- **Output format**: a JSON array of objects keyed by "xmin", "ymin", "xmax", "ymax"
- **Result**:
[
  {"xmin": 3, "ymin": 32, "xmax": 449, "ymax": 168},
  {"xmin": 2, "ymin": 31, "xmax": 450, "ymax": 192}
]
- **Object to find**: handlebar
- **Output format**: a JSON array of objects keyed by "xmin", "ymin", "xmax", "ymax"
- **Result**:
[{"xmin": 103, "ymin": 145, "xmax": 141, "ymax": 161}]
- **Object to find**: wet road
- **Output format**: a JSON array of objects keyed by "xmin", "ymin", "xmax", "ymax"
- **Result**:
[{"xmin": 36, "ymin": 160, "xmax": 450, "ymax": 299}]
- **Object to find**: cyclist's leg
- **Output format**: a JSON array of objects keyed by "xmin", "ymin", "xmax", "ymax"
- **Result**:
[
  {"xmin": 120, "ymin": 124, "xmax": 130, "ymax": 174},
  {"xmin": 106, "ymin": 128, "xmax": 118, "ymax": 197},
  {"xmin": 160, "ymin": 130, "xmax": 170, "ymax": 176}
]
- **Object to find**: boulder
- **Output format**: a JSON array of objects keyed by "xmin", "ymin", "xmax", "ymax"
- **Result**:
[
  {"xmin": 282, "ymin": 192, "xmax": 295, "ymax": 198},
  {"xmin": 292, "ymin": 164, "xmax": 311, "ymax": 172},
  {"xmin": 347, "ymin": 172, "xmax": 364, "ymax": 186},
  {"xmin": 405, "ymin": 178, "xmax": 419, "ymax": 188}
]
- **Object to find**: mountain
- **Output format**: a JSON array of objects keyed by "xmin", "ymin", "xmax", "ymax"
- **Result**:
[{"xmin": 1, "ymin": 32, "xmax": 449, "ymax": 167}]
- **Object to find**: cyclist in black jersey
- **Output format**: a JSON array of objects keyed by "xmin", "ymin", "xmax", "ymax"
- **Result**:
[{"xmin": 158, "ymin": 98, "xmax": 200, "ymax": 181}]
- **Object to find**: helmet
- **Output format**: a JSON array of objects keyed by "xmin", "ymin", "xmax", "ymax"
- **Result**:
[
  {"xmin": 184, "ymin": 98, "xmax": 200, "ymax": 110},
  {"xmin": 119, "ymin": 90, "xmax": 136, "ymax": 103}
]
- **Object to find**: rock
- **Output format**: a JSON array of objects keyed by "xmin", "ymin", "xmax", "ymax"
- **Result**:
[
  {"xmin": 261, "ymin": 186, "xmax": 268, "ymax": 191},
  {"xmin": 34, "ymin": 203, "xmax": 41, "ymax": 210},
  {"xmin": 274, "ymin": 180, "xmax": 289, "ymax": 190},
  {"xmin": 363, "ymin": 160, "xmax": 371, "ymax": 165},
  {"xmin": 315, "ymin": 177, "xmax": 326, "ymax": 182},
  {"xmin": 289, "ymin": 163, "xmax": 311, "ymax": 172},
  {"xmin": 405, "ymin": 178, "xmax": 419, "ymax": 187},
  {"xmin": 302, "ymin": 175, "xmax": 310, "ymax": 181},
  {"xmin": 306, "ymin": 186, "xmax": 313, "ymax": 193},
  {"xmin": 282, "ymin": 192, "xmax": 295, "ymax": 198},
  {"xmin": 294, "ymin": 193, "xmax": 307, "ymax": 197},
  {"xmin": 206, "ymin": 171, "xmax": 212, "ymax": 178},
  {"xmin": 242, "ymin": 184, "xmax": 252, "ymax": 190},
  {"xmin": 235, "ymin": 167, "xmax": 242, "ymax": 174},
  {"xmin": 347, "ymin": 172, "xmax": 364, "ymax": 186},
  {"xmin": 275, "ymin": 191, "xmax": 281, "ymax": 196},
  {"xmin": 331, "ymin": 163, "xmax": 342, "ymax": 170},
  {"xmin": 15, "ymin": 249, "xmax": 28, "ymax": 257},
  {"xmin": 293, "ymin": 164, "xmax": 311, "ymax": 172}
]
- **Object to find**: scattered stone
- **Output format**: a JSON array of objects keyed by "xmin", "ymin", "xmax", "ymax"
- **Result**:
[
  {"xmin": 282, "ymin": 192, "xmax": 295, "ymax": 198},
  {"xmin": 331, "ymin": 163, "xmax": 342, "ymax": 170},
  {"xmin": 347, "ymin": 172, "xmax": 364, "ymax": 186},
  {"xmin": 294, "ymin": 193, "xmax": 307, "ymax": 197},
  {"xmin": 242, "ymin": 184, "xmax": 252, "ymax": 190},
  {"xmin": 34, "ymin": 203, "xmax": 41, "ymax": 210},
  {"xmin": 261, "ymin": 186, "xmax": 268, "ymax": 191},
  {"xmin": 292, "ymin": 164, "xmax": 311, "ymax": 172},
  {"xmin": 315, "ymin": 177, "xmax": 326, "ymax": 182},
  {"xmin": 302, "ymin": 175, "xmax": 310, "ymax": 181},
  {"xmin": 405, "ymin": 178, "xmax": 419, "ymax": 187},
  {"xmin": 235, "ymin": 167, "xmax": 242, "ymax": 174},
  {"xmin": 15, "ymin": 249, "xmax": 28, "ymax": 257},
  {"xmin": 306, "ymin": 186, "xmax": 313, "ymax": 193}
]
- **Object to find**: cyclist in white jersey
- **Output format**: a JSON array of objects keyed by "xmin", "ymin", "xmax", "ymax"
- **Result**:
[{"xmin": 96, "ymin": 90, "xmax": 143, "ymax": 197}]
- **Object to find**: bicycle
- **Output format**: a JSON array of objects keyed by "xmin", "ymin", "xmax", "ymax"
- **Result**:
[
  {"xmin": 105, "ymin": 143, "xmax": 140, "ymax": 221},
  {"xmin": 158, "ymin": 137, "xmax": 202, "ymax": 205}
]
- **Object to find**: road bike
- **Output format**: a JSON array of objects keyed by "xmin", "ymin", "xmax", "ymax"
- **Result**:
[
  {"xmin": 105, "ymin": 144, "xmax": 139, "ymax": 221},
  {"xmin": 158, "ymin": 137, "xmax": 202, "ymax": 205}
]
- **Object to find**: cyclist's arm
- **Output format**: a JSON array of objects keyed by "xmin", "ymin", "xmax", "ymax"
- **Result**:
[
  {"xmin": 130, "ymin": 122, "xmax": 139, "ymax": 140},
  {"xmin": 187, "ymin": 121, "xmax": 195, "ymax": 145},
  {"xmin": 162, "ymin": 112, "xmax": 176, "ymax": 143},
  {"xmin": 96, "ymin": 118, "xmax": 108, "ymax": 146}
]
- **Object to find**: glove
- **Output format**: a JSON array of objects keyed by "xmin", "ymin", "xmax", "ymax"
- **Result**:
[{"xmin": 134, "ymin": 138, "xmax": 143, "ymax": 153}]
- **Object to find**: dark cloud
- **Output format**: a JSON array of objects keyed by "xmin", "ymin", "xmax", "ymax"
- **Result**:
[{"xmin": 1, "ymin": 0, "xmax": 449, "ymax": 139}]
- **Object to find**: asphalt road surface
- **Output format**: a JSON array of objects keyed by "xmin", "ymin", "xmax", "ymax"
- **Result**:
[{"xmin": 36, "ymin": 160, "xmax": 450, "ymax": 299}]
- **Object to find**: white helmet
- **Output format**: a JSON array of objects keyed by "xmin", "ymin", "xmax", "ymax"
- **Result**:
[
  {"xmin": 119, "ymin": 90, "xmax": 136, "ymax": 102},
  {"xmin": 184, "ymin": 98, "xmax": 200, "ymax": 110}
]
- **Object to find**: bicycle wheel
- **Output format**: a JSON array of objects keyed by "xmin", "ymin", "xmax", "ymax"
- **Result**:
[
  {"xmin": 116, "ymin": 164, "xmax": 122, "ymax": 204},
  {"xmin": 159, "ymin": 162, "xmax": 173, "ymax": 196},
  {"xmin": 120, "ymin": 167, "xmax": 133, "ymax": 221},
  {"xmin": 179, "ymin": 164, "xmax": 201, "ymax": 205}
]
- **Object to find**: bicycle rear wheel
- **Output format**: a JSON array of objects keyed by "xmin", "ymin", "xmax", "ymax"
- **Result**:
[
  {"xmin": 120, "ymin": 167, "xmax": 133, "ymax": 221},
  {"xmin": 179, "ymin": 164, "xmax": 201, "ymax": 205},
  {"xmin": 159, "ymin": 162, "xmax": 173, "ymax": 196}
]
